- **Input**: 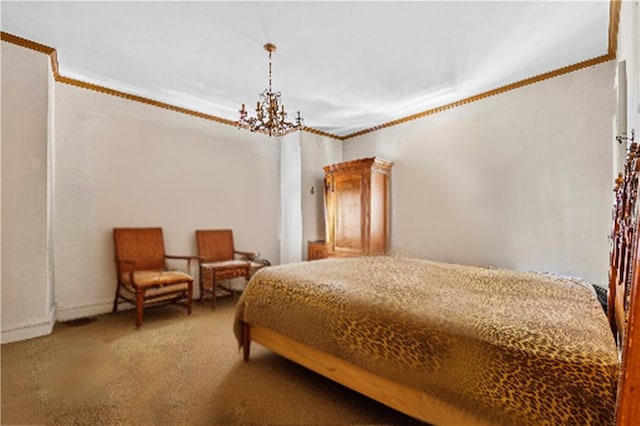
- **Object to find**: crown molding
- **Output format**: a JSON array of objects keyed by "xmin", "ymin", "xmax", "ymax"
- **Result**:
[
  {"xmin": 342, "ymin": 0, "xmax": 621, "ymax": 140},
  {"xmin": 608, "ymin": 0, "xmax": 621, "ymax": 58},
  {"xmin": 302, "ymin": 126, "xmax": 345, "ymax": 141},
  {"xmin": 0, "ymin": 0, "xmax": 621, "ymax": 142},
  {"xmin": 1, "ymin": 31, "xmax": 241, "ymax": 129},
  {"xmin": 1, "ymin": 31, "xmax": 60, "ymax": 77},
  {"xmin": 56, "ymin": 75, "xmax": 238, "ymax": 127},
  {"xmin": 0, "ymin": 31, "xmax": 54, "ymax": 55},
  {"xmin": 1, "ymin": 31, "xmax": 343, "ymax": 139},
  {"xmin": 343, "ymin": 54, "xmax": 613, "ymax": 140}
]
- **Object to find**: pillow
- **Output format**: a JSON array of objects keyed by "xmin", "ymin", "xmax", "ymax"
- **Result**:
[{"xmin": 592, "ymin": 284, "xmax": 608, "ymax": 314}]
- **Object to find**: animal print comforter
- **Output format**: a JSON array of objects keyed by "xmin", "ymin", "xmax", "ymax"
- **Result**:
[{"xmin": 233, "ymin": 256, "xmax": 618, "ymax": 425}]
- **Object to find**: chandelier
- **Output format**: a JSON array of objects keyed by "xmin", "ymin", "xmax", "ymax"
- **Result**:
[{"xmin": 238, "ymin": 43, "xmax": 303, "ymax": 137}]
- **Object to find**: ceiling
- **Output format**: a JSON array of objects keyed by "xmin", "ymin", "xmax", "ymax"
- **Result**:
[{"xmin": 1, "ymin": 1, "xmax": 612, "ymax": 138}]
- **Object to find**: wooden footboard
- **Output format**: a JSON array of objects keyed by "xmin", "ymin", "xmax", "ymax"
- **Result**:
[{"xmin": 241, "ymin": 321, "xmax": 491, "ymax": 426}]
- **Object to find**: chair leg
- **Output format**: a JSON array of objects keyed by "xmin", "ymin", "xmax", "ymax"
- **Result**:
[
  {"xmin": 136, "ymin": 289, "xmax": 144, "ymax": 329},
  {"xmin": 187, "ymin": 281, "xmax": 193, "ymax": 315},
  {"xmin": 198, "ymin": 266, "xmax": 204, "ymax": 302},
  {"xmin": 212, "ymin": 271, "xmax": 217, "ymax": 311},
  {"xmin": 113, "ymin": 284, "xmax": 120, "ymax": 313}
]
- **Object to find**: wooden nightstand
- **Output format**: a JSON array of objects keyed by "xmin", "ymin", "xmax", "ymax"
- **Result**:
[{"xmin": 308, "ymin": 240, "xmax": 327, "ymax": 261}]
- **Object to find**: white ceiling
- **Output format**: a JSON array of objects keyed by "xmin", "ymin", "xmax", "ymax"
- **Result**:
[{"xmin": 1, "ymin": 1, "xmax": 611, "ymax": 137}]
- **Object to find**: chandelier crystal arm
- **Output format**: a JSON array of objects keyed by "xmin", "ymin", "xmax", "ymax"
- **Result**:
[{"xmin": 237, "ymin": 43, "xmax": 303, "ymax": 137}]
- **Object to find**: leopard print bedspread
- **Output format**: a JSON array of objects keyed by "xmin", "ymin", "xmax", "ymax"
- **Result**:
[{"xmin": 233, "ymin": 256, "xmax": 618, "ymax": 425}]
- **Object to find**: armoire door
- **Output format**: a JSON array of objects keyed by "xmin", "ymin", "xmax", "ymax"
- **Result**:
[{"xmin": 331, "ymin": 171, "xmax": 366, "ymax": 255}]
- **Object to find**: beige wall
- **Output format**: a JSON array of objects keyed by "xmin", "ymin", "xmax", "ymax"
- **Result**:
[
  {"xmin": 344, "ymin": 61, "xmax": 616, "ymax": 285},
  {"xmin": 300, "ymin": 133, "xmax": 342, "ymax": 259},
  {"xmin": 617, "ymin": 1, "xmax": 640, "ymax": 144},
  {"xmin": 1, "ymin": 42, "xmax": 55, "ymax": 342},
  {"xmin": 52, "ymin": 82, "xmax": 281, "ymax": 320}
]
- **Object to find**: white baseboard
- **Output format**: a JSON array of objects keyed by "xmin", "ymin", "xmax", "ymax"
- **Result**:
[
  {"xmin": 1, "ymin": 304, "xmax": 57, "ymax": 344},
  {"xmin": 55, "ymin": 299, "xmax": 134, "ymax": 322},
  {"xmin": 3, "ymin": 293, "xmax": 199, "ymax": 343}
]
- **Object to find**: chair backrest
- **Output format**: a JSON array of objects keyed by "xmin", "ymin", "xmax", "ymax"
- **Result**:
[
  {"xmin": 113, "ymin": 227, "xmax": 166, "ymax": 272},
  {"xmin": 195, "ymin": 229, "xmax": 235, "ymax": 262}
]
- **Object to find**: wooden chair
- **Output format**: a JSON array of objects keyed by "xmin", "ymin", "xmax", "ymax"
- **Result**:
[
  {"xmin": 113, "ymin": 227, "xmax": 195, "ymax": 328},
  {"xmin": 195, "ymin": 229, "xmax": 270, "ymax": 309}
]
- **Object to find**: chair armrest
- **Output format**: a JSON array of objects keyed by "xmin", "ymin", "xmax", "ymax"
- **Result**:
[
  {"xmin": 252, "ymin": 258, "xmax": 271, "ymax": 267},
  {"xmin": 234, "ymin": 250, "xmax": 260, "ymax": 261},
  {"xmin": 165, "ymin": 254, "xmax": 199, "ymax": 271}
]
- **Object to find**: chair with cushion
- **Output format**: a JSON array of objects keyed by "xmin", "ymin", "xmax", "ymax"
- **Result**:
[
  {"xmin": 195, "ymin": 229, "xmax": 270, "ymax": 309},
  {"xmin": 113, "ymin": 227, "xmax": 195, "ymax": 328}
]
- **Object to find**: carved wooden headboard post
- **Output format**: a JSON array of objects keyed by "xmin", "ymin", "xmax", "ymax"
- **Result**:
[
  {"xmin": 618, "ymin": 257, "xmax": 639, "ymax": 424},
  {"xmin": 609, "ymin": 172, "xmax": 624, "ymax": 336},
  {"xmin": 609, "ymin": 142, "xmax": 640, "ymax": 425}
]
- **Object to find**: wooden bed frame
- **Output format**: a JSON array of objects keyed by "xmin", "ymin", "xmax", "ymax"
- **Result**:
[
  {"xmin": 240, "ymin": 145, "xmax": 640, "ymax": 425},
  {"xmin": 241, "ymin": 324, "xmax": 495, "ymax": 425}
]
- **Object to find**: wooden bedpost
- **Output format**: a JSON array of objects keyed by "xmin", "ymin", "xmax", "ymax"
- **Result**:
[
  {"xmin": 609, "ymin": 173, "xmax": 624, "ymax": 336},
  {"xmin": 617, "ymin": 272, "xmax": 639, "ymax": 425},
  {"xmin": 611, "ymin": 143, "xmax": 640, "ymax": 425},
  {"xmin": 617, "ymin": 193, "xmax": 640, "ymax": 424},
  {"xmin": 242, "ymin": 321, "xmax": 251, "ymax": 362}
]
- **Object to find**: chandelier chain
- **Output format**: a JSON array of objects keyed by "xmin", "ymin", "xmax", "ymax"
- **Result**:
[{"xmin": 268, "ymin": 50, "xmax": 272, "ymax": 93}]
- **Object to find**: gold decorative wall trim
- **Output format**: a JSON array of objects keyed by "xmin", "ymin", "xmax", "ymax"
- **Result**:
[
  {"xmin": 1, "ymin": 31, "xmax": 54, "ymax": 55},
  {"xmin": 56, "ymin": 75, "xmax": 238, "ymax": 126},
  {"xmin": 1, "ymin": 31, "xmax": 240, "ymax": 128},
  {"xmin": 1, "ymin": 30, "xmax": 337, "ymax": 137},
  {"xmin": 302, "ymin": 126, "xmax": 345, "ymax": 140},
  {"xmin": 1, "ymin": 32, "xmax": 60, "ymax": 76},
  {"xmin": 342, "ymin": 0, "xmax": 621, "ymax": 140},
  {"xmin": 0, "ymin": 0, "xmax": 621, "ymax": 142},
  {"xmin": 608, "ymin": 0, "xmax": 621, "ymax": 57},
  {"xmin": 343, "ymin": 54, "xmax": 613, "ymax": 140}
]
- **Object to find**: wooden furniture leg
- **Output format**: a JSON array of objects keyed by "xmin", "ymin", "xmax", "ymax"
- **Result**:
[
  {"xmin": 242, "ymin": 322, "xmax": 251, "ymax": 361},
  {"xmin": 198, "ymin": 268, "xmax": 205, "ymax": 302},
  {"xmin": 112, "ymin": 285, "xmax": 120, "ymax": 312},
  {"xmin": 136, "ymin": 289, "xmax": 144, "ymax": 329},
  {"xmin": 187, "ymin": 282, "xmax": 193, "ymax": 315},
  {"xmin": 211, "ymin": 270, "xmax": 217, "ymax": 310}
]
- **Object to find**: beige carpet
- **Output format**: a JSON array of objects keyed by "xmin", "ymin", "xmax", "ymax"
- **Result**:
[{"xmin": 1, "ymin": 296, "xmax": 423, "ymax": 425}]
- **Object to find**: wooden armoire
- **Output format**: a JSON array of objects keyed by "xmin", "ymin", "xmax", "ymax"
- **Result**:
[{"xmin": 323, "ymin": 157, "xmax": 393, "ymax": 257}]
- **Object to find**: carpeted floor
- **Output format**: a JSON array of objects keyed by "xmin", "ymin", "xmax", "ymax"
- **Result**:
[{"xmin": 1, "ymin": 296, "xmax": 423, "ymax": 425}]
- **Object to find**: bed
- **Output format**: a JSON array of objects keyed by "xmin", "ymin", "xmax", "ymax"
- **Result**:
[{"xmin": 234, "ymin": 148, "xmax": 640, "ymax": 425}]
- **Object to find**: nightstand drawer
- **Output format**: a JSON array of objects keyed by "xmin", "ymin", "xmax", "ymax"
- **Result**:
[{"xmin": 308, "ymin": 240, "xmax": 327, "ymax": 261}]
